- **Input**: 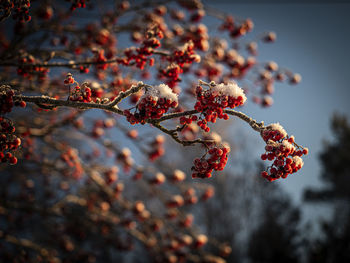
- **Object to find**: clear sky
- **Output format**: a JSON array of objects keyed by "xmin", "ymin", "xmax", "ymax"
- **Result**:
[{"xmin": 208, "ymin": 1, "xmax": 350, "ymax": 204}]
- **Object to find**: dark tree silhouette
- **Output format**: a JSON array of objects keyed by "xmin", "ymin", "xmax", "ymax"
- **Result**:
[{"xmin": 304, "ymin": 114, "xmax": 350, "ymax": 263}]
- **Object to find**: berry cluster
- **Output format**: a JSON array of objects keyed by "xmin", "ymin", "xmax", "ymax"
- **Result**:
[
  {"xmin": 103, "ymin": 166, "xmax": 119, "ymax": 185},
  {"xmin": 0, "ymin": 86, "xmax": 25, "ymax": 115},
  {"xmin": 64, "ymin": 74, "xmax": 93, "ymax": 103},
  {"xmin": 69, "ymin": 84, "xmax": 92, "ymax": 103},
  {"xmin": 191, "ymin": 143, "xmax": 230, "ymax": 178},
  {"xmin": 69, "ymin": 0, "xmax": 87, "ymax": 11},
  {"xmin": 1, "ymin": 0, "xmax": 32, "ymax": 23},
  {"xmin": 158, "ymin": 64, "xmax": 182, "ymax": 88},
  {"xmin": 0, "ymin": 86, "xmax": 14, "ymax": 114},
  {"xmin": 91, "ymin": 118, "xmax": 115, "ymax": 138},
  {"xmin": 124, "ymin": 84, "xmax": 178, "ymax": 124},
  {"xmin": 132, "ymin": 201, "xmax": 151, "ymax": 222},
  {"xmin": 160, "ymin": 41, "xmax": 200, "ymax": 88},
  {"xmin": 219, "ymin": 16, "xmax": 254, "ymax": 38},
  {"xmin": 64, "ymin": 73, "xmax": 75, "ymax": 85},
  {"xmin": 93, "ymin": 49, "xmax": 108, "ymax": 71},
  {"xmin": 17, "ymin": 55, "xmax": 49, "ymax": 80},
  {"xmin": 60, "ymin": 147, "xmax": 83, "ymax": 179},
  {"xmin": 193, "ymin": 82, "xmax": 247, "ymax": 132},
  {"xmin": 223, "ymin": 49, "xmax": 256, "ymax": 79},
  {"xmin": 0, "ymin": 117, "xmax": 20, "ymax": 165},
  {"xmin": 119, "ymin": 26, "xmax": 162, "ymax": 70},
  {"xmin": 182, "ymin": 24, "xmax": 209, "ymax": 51},
  {"xmin": 260, "ymin": 123, "xmax": 308, "ymax": 181},
  {"xmin": 148, "ymin": 134, "xmax": 165, "ymax": 161}
]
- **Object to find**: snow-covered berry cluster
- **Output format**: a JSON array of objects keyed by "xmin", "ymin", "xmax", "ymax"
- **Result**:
[
  {"xmin": 0, "ymin": 117, "xmax": 20, "ymax": 165},
  {"xmin": 69, "ymin": 83, "xmax": 92, "ymax": 103},
  {"xmin": 260, "ymin": 123, "xmax": 308, "ymax": 181},
  {"xmin": 191, "ymin": 143, "xmax": 230, "ymax": 178},
  {"xmin": 192, "ymin": 82, "xmax": 247, "ymax": 132},
  {"xmin": 64, "ymin": 74, "xmax": 93, "ymax": 103},
  {"xmin": 124, "ymin": 84, "xmax": 178, "ymax": 124}
]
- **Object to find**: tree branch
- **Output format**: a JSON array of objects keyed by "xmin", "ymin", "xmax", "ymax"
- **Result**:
[
  {"xmin": 224, "ymin": 109, "xmax": 265, "ymax": 132},
  {"xmin": 13, "ymin": 91, "xmax": 266, "ymax": 145},
  {"xmin": 14, "ymin": 94, "xmax": 124, "ymax": 114},
  {"xmin": 0, "ymin": 50, "xmax": 170, "ymax": 68},
  {"xmin": 108, "ymin": 82, "xmax": 149, "ymax": 107}
]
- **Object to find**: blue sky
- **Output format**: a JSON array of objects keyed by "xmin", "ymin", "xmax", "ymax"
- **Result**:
[{"xmin": 208, "ymin": 2, "xmax": 350, "ymax": 202}]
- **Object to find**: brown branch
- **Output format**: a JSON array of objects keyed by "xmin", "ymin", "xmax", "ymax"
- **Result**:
[
  {"xmin": 13, "ymin": 87, "xmax": 265, "ymax": 146},
  {"xmin": 0, "ymin": 50, "xmax": 170, "ymax": 68},
  {"xmin": 14, "ymin": 94, "xmax": 124, "ymax": 115},
  {"xmin": 157, "ymin": 109, "xmax": 199, "ymax": 122},
  {"xmin": 0, "ymin": 231, "xmax": 52, "ymax": 260},
  {"xmin": 109, "ymin": 82, "xmax": 149, "ymax": 107},
  {"xmin": 0, "ymin": 58, "xmax": 121, "ymax": 68},
  {"xmin": 24, "ymin": 112, "xmax": 82, "ymax": 137},
  {"xmin": 224, "ymin": 109, "xmax": 265, "ymax": 132},
  {"xmin": 151, "ymin": 122, "xmax": 210, "ymax": 146}
]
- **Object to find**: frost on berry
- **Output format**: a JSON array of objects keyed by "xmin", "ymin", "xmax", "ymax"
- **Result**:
[
  {"xmin": 65, "ymin": 74, "xmax": 95, "ymax": 103},
  {"xmin": 170, "ymin": 169, "xmax": 186, "ymax": 182},
  {"xmin": 191, "ymin": 143, "xmax": 230, "ymax": 179},
  {"xmin": 149, "ymin": 172, "xmax": 166, "ymax": 185},
  {"xmin": 262, "ymin": 122, "xmax": 287, "ymax": 141},
  {"xmin": 0, "ymin": 86, "xmax": 25, "ymax": 113},
  {"xmin": 125, "ymin": 84, "xmax": 178, "ymax": 125},
  {"xmin": 260, "ymin": 123, "xmax": 308, "ymax": 181},
  {"xmin": 166, "ymin": 195, "xmax": 185, "ymax": 208},
  {"xmin": 191, "ymin": 81, "xmax": 246, "ymax": 132}
]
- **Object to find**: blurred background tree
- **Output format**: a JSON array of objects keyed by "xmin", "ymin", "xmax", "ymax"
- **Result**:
[{"xmin": 1, "ymin": 0, "xmax": 349, "ymax": 263}]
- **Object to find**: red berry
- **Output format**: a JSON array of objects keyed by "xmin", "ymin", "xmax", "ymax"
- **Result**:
[{"xmin": 9, "ymin": 156, "xmax": 18, "ymax": 165}]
